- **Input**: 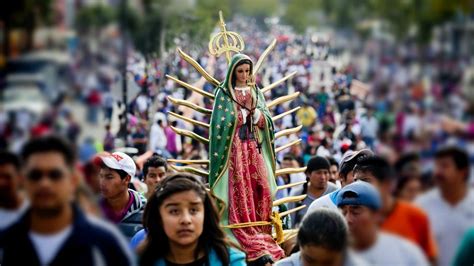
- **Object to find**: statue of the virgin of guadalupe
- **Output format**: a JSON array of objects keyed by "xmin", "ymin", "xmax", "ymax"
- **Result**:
[{"xmin": 166, "ymin": 11, "xmax": 306, "ymax": 265}]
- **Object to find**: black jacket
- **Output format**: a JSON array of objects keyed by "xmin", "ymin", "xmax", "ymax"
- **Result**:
[{"xmin": 0, "ymin": 204, "xmax": 135, "ymax": 266}]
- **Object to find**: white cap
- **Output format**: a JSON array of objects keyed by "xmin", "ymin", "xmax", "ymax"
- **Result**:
[{"xmin": 97, "ymin": 151, "xmax": 136, "ymax": 178}]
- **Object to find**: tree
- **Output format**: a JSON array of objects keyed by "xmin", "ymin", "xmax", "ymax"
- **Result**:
[{"xmin": 1, "ymin": 0, "xmax": 54, "ymax": 56}]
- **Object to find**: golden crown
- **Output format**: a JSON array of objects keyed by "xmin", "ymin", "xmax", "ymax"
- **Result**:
[{"xmin": 208, "ymin": 11, "xmax": 245, "ymax": 63}]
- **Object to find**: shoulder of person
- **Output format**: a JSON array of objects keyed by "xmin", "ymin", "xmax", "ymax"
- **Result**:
[
  {"xmin": 344, "ymin": 250, "xmax": 368, "ymax": 266},
  {"xmin": 84, "ymin": 215, "xmax": 136, "ymax": 265},
  {"xmin": 227, "ymin": 247, "xmax": 247, "ymax": 265},
  {"xmin": 307, "ymin": 192, "xmax": 338, "ymax": 215},
  {"xmin": 275, "ymin": 251, "xmax": 301, "ymax": 266},
  {"xmin": 289, "ymin": 185, "xmax": 305, "ymax": 197},
  {"xmin": 380, "ymin": 232, "xmax": 428, "ymax": 265},
  {"xmin": 207, "ymin": 246, "xmax": 246, "ymax": 266},
  {"xmin": 414, "ymin": 188, "xmax": 439, "ymax": 207},
  {"xmin": 396, "ymin": 201, "xmax": 429, "ymax": 221},
  {"xmin": 325, "ymin": 182, "xmax": 338, "ymax": 193}
]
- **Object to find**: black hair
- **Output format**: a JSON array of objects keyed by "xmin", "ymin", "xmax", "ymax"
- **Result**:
[
  {"xmin": 339, "ymin": 153, "xmax": 371, "ymax": 180},
  {"xmin": 353, "ymin": 155, "xmax": 394, "ymax": 182},
  {"xmin": 283, "ymin": 154, "xmax": 296, "ymax": 161},
  {"xmin": 0, "ymin": 151, "xmax": 21, "ymax": 170},
  {"xmin": 394, "ymin": 153, "xmax": 420, "ymax": 175},
  {"xmin": 140, "ymin": 173, "xmax": 230, "ymax": 266},
  {"xmin": 327, "ymin": 157, "xmax": 338, "ymax": 169},
  {"xmin": 306, "ymin": 156, "xmax": 330, "ymax": 173},
  {"xmin": 298, "ymin": 209, "xmax": 348, "ymax": 251},
  {"xmin": 143, "ymin": 155, "xmax": 167, "ymax": 178},
  {"xmin": 102, "ymin": 166, "xmax": 129, "ymax": 180},
  {"xmin": 21, "ymin": 135, "xmax": 75, "ymax": 167},
  {"xmin": 231, "ymin": 59, "xmax": 253, "ymax": 89},
  {"xmin": 435, "ymin": 146, "xmax": 469, "ymax": 180}
]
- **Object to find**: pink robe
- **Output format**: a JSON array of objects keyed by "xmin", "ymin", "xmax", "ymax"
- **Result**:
[{"xmin": 227, "ymin": 90, "xmax": 285, "ymax": 261}]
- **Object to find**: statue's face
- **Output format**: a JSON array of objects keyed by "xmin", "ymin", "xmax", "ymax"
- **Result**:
[{"xmin": 234, "ymin": 63, "xmax": 251, "ymax": 86}]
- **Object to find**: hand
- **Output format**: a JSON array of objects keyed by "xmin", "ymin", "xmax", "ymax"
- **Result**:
[
  {"xmin": 252, "ymin": 109, "xmax": 262, "ymax": 124},
  {"xmin": 241, "ymin": 109, "xmax": 248, "ymax": 124}
]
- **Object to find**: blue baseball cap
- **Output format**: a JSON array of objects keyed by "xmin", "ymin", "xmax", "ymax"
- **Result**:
[{"xmin": 336, "ymin": 181, "xmax": 381, "ymax": 210}]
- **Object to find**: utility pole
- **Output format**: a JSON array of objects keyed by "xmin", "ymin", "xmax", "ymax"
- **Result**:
[{"xmin": 119, "ymin": 0, "xmax": 128, "ymax": 141}]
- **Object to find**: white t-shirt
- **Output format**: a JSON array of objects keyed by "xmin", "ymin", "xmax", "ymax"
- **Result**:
[
  {"xmin": 415, "ymin": 188, "xmax": 474, "ymax": 266},
  {"xmin": 29, "ymin": 225, "xmax": 73, "ymax": 265},
  {"xmin": 356, "ymin": 232, "xmax": 429, "ymax": 266},
  {"xmin": 306, "ymin": 190, "xmax": 339, "ymax": 215},
  {"xmin": 0, "ymin": 199, "xmax": 29, "ymax": 230}
]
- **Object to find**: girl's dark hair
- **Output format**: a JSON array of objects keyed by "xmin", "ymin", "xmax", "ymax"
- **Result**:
[
  {"xmin": 140, "ymin": 173, "xmax": 230, "ymax": 266},
  {"xmin": 231, "ymin": 59, "xmax": 253, "ymax": 88}
]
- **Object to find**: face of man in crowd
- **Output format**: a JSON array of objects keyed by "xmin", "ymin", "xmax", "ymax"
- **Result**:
[
  {"xmin": 329, "ymin": 165, "xmax": 338, "ymax": 184},
  {"xmin": 354, "ymin": 171, "xmax": 392, "ymax": 206},
  {"xmin": 354, "ymin": 171, "xmax": 381, "ymax": 190},
  {"xmin": 340, "ymin": 171, "xmax": 354, "ymax": 188},
  {"xmin": 300, "ymin": 245, "xmax": 344, "ymax": 266},
  {"xmin": 0, "ymin": 163, "xmax": 20, "ymax": 207},
  {"xmin": 160, "ymin": 190, "xmax": 204, "ymax": 248},
  {"xmin": 399, "ymin": 178, "xmax": 422, "ymax": 202},
  {"xmin": 308, "ymin": 169, "xmax": 330, "ymax": 190},
  {"xmin": 434, "ymin": 156, "xmax": 467, "ymax": 187},
  {"xmin": 340, "ymin": 205, "xmax": 378, "ymax": 249},
  {"xmin": 24, "ymin": 152, "xmax": 77, "ymax": 217},
  {"xmin": 281, "ymin": 159, "xmax": 296, "ymax": 169},
  {"xmin": 145, "ymin": 166, "xmax": 166, "ymax": 193},
  {"xmin": 300, "ymin": 244, "xmax": 344, "ymax": 266},
  {"xmin": 99, "ymin": 167, "xmax": 130, "ymax": 199}
]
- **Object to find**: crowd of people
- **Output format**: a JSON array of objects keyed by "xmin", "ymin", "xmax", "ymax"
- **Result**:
[{"xmin": 1, "ymin": 14, "xmax": 473, "ymax": 266}]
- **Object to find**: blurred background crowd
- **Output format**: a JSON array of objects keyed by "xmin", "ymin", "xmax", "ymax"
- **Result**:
[{"xmin": 1, "ymin": 0, "xmax": 474, "ymax": 265}]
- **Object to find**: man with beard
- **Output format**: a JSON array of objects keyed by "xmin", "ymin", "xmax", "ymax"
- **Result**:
[
  {"xmin": 416, "ymin": 147, "xmax": 474, "ymax": 266},
  {"xmin": 0, "ymin": 136, "xmax": 133, "ymax": 265},
  {"xmin": 0, "ymin": 151, "xmax": 29, "ymax": 231}
]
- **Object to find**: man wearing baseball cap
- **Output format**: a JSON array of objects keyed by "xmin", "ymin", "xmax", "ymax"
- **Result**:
[
  {"xmin": 306, "ymin": 149, "xmax": 373, "ymax": 213},
  {"xmin": 95, "ymin": 151, "xmax": 147, "ymax": 239},
  {"xmin": 337, "ymin": 181, "xmax": 428, "ymax": 265}
]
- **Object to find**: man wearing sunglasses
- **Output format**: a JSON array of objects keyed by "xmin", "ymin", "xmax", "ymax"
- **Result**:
[{"xmin": 0, "ymin": 136, "xmax": 134, "ymax": 266}]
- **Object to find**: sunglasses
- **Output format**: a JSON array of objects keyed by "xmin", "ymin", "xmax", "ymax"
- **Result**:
[{"xmin": 26, "ymin": 169, "xmax": 66, "ymax": 182}]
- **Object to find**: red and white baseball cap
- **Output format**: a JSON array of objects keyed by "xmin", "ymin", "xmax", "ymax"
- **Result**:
[{"xmin": 95, "ymin": 151, "xmax": 136, "ymax": 178}]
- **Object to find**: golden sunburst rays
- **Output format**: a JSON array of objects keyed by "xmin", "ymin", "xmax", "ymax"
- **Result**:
[
  {"xmin": 272, "ymin": 229, "xmax": 299, "ymax": 244},
  {"xmin": 275, "ymin": 139, "xmax": 302, "ymax": 153},
  {"xmin": 169, "ymin": 164, "xmax": 209, "ymax": 177},
  {"xmin": 276, "ymin": 180, "xmax": 307, "ymax": 191},
  {"xmin": 176, "ymin": 49, "xmax": 219, "ymax": 87},
  {"xmin": 253, "ymin": 39, "xmax": 277, "ymax": 76},
  {"xmin": 275, "ymin": 125, "xmax": 303, "ymax": 140},
  {"xmin": 279, "ymin": 205, "xmax": 306, "ymax": 217},
  {"xmin": 273, "ymin": 195, "xmax": 307, "ymax": 207},
  {"xmin": 167, "ymin": 96, "xmax": 212, "ymax": 115},
  {"xmin": 272, "ymin": 106, "xmax": 301, "ymax": 122},
  {"xmin": 261, "ymin": 71, "xmax": 297, "ymax": 94},
  {"xmin": 275, "ymin": 166, "xmax": 307, "ymax": 176},
  {"xmin": 168, "ymin": 111, "xmax": 210, "ymax": 129},
  {"xmin": 267, "ymin": 92, "xmax": 300, "ymax": 109},
  {"xmin": 166, "ymin": 75, "xmax": 215, "ymax": 99},
  {"xmin": 167, "ymin": 159, "xmax": 210, "ymax": 165},
  {"xmin": 170, "ymin": 126, "xmax": 209, "ymax": 145}
]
